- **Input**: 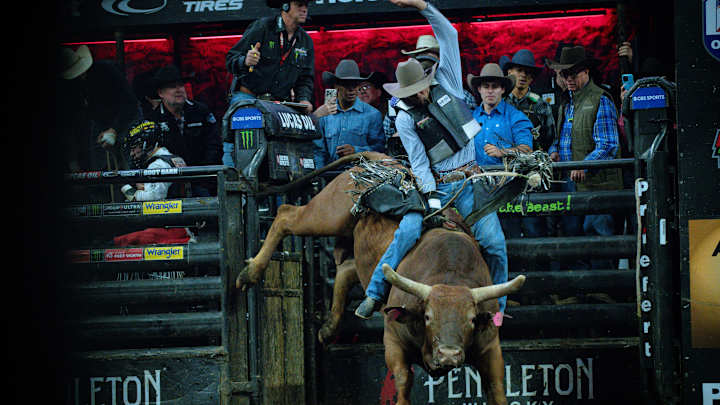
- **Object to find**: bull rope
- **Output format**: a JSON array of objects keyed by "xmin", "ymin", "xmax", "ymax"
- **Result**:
[{"xmin": 423, "ymin": 150, "xmax": 554, "ymax": 222}]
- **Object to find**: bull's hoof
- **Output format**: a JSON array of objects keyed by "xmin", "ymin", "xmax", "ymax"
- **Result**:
[{"xmin": 235, "ymin": 259, "xmax": 260, "ymax": 290}]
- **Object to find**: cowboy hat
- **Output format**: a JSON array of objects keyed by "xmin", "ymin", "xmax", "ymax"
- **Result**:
[
  {"xmin": 152, "ymin": 65, "xmax": 194, "ymax": 92},
  {"xmin": 546, "ymin": 45, "xmax": 598, "ymax": 72},
  {"xmin": 466, "ymin": 63, "xmax": 515, "ymax": 95},
  {"xmin": 266, "ymin": 0, "xmax": 308, "ymax": 9},
  {"xmin": 383, "ymin": 58, "xmax": 437, "ymax": 99},
  {"xmin": 401, "ymin": 35, "xmax": 440, "ymax": 56},
  {"xmin": 60, "ymin": 45, "xmax": 93, "ymax": 80},
  {"xmin": 504, "ymin": 49, "xmax": 542, "ymax": 75},
  {"xmin": 322, "ymin": 59, "xmax": 369, "ymax": 87}
]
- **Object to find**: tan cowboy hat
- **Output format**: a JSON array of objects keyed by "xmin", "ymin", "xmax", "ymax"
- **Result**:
[
  {"xmin": 401, "ymin": 35, "xmax": 440, "ymax": 56},
  {"xmin": 60, "ymin": 45, "xmax": 93, "ymax": 80},
  {"xmin": 466, "ymin": 63, "xmax": 515, "ymax": 95},
  {"xmin": 383, "ymin": 58, "xmax": 437, "ymax": 99},
  {"xmin": 322, "ymin": 59, "xmax": 369, "ymax": 87},
  {"xmin": 546, "ymin": 45, "xmax": 598, "ymax": 72}
]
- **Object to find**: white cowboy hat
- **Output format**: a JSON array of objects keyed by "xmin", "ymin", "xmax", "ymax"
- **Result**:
[
  {"xmin": 60, "ymin": 45, "xmax": 93, "ymax": 80},
  {"xmin": 383, "ymin": 58, "xmax": 437, "ymax": 99},
  {"xmin": 401, "ymin": 35, "xmax": 440, "ymax": 56}
]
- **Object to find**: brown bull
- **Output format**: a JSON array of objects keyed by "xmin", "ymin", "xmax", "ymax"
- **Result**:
[{"xmin": 236, "ymin": 152, "xmax": 525, "ymax": 405}]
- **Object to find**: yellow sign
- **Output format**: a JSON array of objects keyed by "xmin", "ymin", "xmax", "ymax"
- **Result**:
[
  {"xmin": 142, "ymin": 200, "xmax": 182, "ymax": 215},
  {"xmin": 690, "ymin": 219, "xmax": 720, "ymax": 348},
  {"xmin": 144, "ymin": 246, "xmax": 184, "ymax": 261}
]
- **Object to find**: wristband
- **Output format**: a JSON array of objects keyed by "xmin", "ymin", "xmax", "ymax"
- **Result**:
[
  {"xmin": 100, "ymin": 131, "xmax": 116, "ymax": 146},
  {"xmin": 121, "ymin": 184, "xmax": 137, "ymax": 201}
]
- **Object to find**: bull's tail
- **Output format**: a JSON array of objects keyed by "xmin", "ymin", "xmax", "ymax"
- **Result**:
[{"xmin": 256, "ymin": 151, "xmax": 385, "ymax": 195}]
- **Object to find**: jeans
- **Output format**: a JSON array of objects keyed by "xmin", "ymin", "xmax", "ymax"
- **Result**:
[
  {"xmin": 364, "ymin": 178, "xmax": 509, "ymax": 313},
  {"xmin": 223, "ymin": 91, "xmax": 256, "ymax": 168},
  {"xmin": 500, "ymin": 216, "xmax": 548, "ymax": 238},
  {"xmin": 584, "ymin": 214, "xmax": 615, "ymax": 269},
  {"xmin": 365, "ymin": 212, "xmax": 424, "ymax": 302}
]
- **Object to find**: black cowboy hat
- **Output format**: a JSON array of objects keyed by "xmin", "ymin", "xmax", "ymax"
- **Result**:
[
  {"xmin": 152, "ymin": 65, "xmax": 194, "ymax": 92},
  {"xmin": 546, "ymin": 45, "xmax": 599, "ymax": 72},
  {"xmin": 322, "ymin": 59, "xmax": 370, "ymax": 87},
  {"xmin": 504, "ymin": 49, "xmax": 543, "ymax": 75}
]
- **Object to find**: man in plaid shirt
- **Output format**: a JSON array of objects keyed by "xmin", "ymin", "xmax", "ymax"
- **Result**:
[{"xmin": 548, "ymin": 45, "xmax": 623, "ymax": 270}]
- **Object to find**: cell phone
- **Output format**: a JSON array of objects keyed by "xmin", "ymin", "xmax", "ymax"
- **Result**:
[
  {"xmin": 324, "ymin": 88, "xmax": 337, "ymax": 105},
  {"xmin": 622, "ymin": 74, "xmax": 634, "ymax": 91}
]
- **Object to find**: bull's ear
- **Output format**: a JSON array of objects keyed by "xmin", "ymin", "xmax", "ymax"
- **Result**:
[{"xmin": 384, "ymin": 307, "xmax": 418, "ymax": 324}]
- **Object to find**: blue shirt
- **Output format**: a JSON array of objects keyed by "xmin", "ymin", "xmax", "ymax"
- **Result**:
[
  {"xmin": 548, "ymin": 92, "xmax": 619, "ymax": 167},
  {"xmin": 313, "ymin": 98, "xmax": 384, "ymax": 167},
  {"xmin": 472, "ymin": 100, "xmax": 533, "ymax": 166}
]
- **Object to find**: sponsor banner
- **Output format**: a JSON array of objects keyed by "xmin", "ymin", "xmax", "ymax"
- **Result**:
[
  {"xmin": 703, "ymin": 0, "xmax": 720, "ymax": 61},
  {"xmin": 144, "ymin": 246, "xmax": 184, "ymax": 261},
  {"xmin": 142, "ymin": 200, "xmax": 183, "ymax": 215},
  {"xmin": 689, "ymin": 218, "xmax": 720, "ymax": 348},
  {"xmin": 104, "ymin": 248, "xmax": 144, "ymax": 262},
  {"xmin": 237, "ymin": 130, "xmax": 257, "ymax": 150},
  {"xmin": 277, "ymin": 111, "xmax": 317, "ymax": 132},
  {"xmin": 630, "ymin": 86, "xmax": 668, "ymax": 110},
  {"xmin": 104, "ymin": 203, "xmax": 143, "ymax": 216},
  {"xmin": 231, "ymin": 108, "xmax": 263, "ymax": 130}
]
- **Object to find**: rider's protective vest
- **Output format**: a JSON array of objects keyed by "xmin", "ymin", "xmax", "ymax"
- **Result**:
[{"xmin": 396, "ymin": 85, "xmax": 481, "ymax": 164}]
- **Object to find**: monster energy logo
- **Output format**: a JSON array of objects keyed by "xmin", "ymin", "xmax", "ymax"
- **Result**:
[{"xmin": 239, "ymin": 130, "xmax": 255, "ymax": 149}]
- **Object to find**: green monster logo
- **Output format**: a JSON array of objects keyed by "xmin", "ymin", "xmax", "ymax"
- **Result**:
[{"xmin": 239, "ymin": 130, "xmax": 255, "ymax": 149}]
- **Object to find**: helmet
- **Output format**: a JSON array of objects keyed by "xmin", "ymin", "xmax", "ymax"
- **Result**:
[{"xmin": 124, "ymin": 120, "xmax": 166, "ymax": 168}]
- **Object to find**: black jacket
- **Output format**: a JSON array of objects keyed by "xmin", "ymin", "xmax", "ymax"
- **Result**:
[
  {"xmin": 146, "ymin": 99, "xmax": 222, "ymax": 168},
  {"xmin": 226, "ymin": 15, "xmax": 314, "ymax": 103}
]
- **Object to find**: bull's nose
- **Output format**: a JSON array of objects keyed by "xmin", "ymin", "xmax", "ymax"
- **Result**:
[{"xmin": 437, "ymin": 345, "xmax": 464, "ymax": 367}]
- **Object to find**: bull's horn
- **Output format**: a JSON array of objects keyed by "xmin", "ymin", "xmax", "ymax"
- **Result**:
[
  {"xmin": 471, "ymin": 275, "xmax": 526, "ymax": 304},
  {"xmin": 382, "ymin": 263, "xmax": 432, "ymax": 301}
]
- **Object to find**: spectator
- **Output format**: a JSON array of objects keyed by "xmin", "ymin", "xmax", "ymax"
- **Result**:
[
  {"xmin": 312, "ymin": 59, "xmax": 385, "ymax": 168},
  {"xmin": 356, "ymin": 0, "xmax": 507, "ymax": 328},
  {"xmin": 120, "ymin": 120, "xmax": 189, "ymax": 202},
  {"xmin": 467, "ymin": 63, "xmax": 534, "ymax": 240},
  {"xmin": 468, "ymin": 63, "xmax": 533, "ymax": 165},
  {"xmin": 224, "ymin": 0, "xmax": 314, "ymax": 168},
  {"xmin": 504, "ymin": 49, "xmax": 556, "ymax": 152},
  {"xmin": 358, "ymin": 71, "xmax": 391, "ymax": 120},
  {"xmin": 502, "ymin": 50, "xmax": 557, "ymax": 255},
  {"xmin": 146, "ymin": 65, "xmax": 222, "ymax": 197},
  {"xmin": 58, "ymin": 45, "xmax": 138, "ymax": 174},
  {"xmin": 132, "ymin": 68, "xmax": 161, "ymax": 119},
  {"xmin": 225, "ymin": 0, "xmax": 314, "ymax": 112},
  {"xmin": 548, "ymin": 46, "xmax": 623, "ymax": 270},
  {"xmin": 114, "ymin": 119, "xmax": 194, "ymax": 252}
]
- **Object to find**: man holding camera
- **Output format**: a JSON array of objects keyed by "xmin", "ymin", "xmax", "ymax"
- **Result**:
[{"xmin": 312, "ymin": 59, "xmax": 385, "ymax": 168}]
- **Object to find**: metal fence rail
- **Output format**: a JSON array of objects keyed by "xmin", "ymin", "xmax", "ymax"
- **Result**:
[
  {"xmin": 65, "ymin": 277, "xmax": 222, "ymax": 305},
  {"xmin": 69, "ymin": 312, "xmax": 223, "ymax": 342}
]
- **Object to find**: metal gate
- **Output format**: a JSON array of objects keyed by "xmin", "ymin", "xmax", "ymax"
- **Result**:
[{"xmin": 62, "ymin": 165, "xmax": 257, "ymax": 405}]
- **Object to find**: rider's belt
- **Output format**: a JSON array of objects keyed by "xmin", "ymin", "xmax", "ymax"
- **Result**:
[{"xmin": 237, "ymin": 85, "xmax": 274, "ymax": 101}]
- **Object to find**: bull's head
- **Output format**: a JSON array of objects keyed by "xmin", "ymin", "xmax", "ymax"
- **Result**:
[{"xmin": 381, "ymin": 264, "xmax": 525, "ymax": 374}]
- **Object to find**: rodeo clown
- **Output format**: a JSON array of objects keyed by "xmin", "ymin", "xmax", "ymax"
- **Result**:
[
  {"xmin": 120, "ymin": 119, "xmax": 189, "ymax": 202},
  {"xmin": 354, "ymin": 0, "xmax": 509, "ymax": 327}
]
